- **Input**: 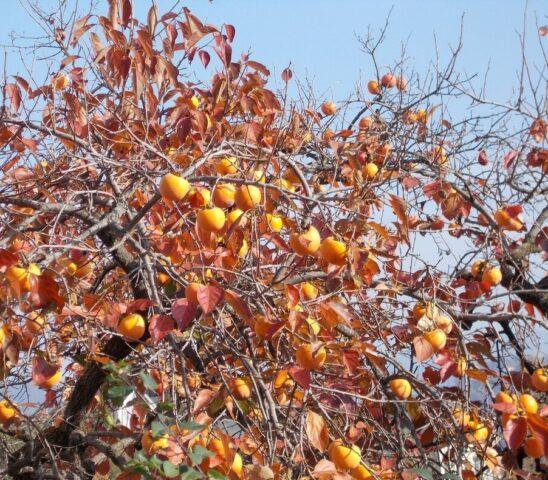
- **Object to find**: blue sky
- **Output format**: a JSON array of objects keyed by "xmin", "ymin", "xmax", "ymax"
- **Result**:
[{"xmin": 1, "ymin": 0, "xmax": 545, "ymax": 104}]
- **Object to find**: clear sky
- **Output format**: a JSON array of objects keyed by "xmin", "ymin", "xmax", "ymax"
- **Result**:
[{"xmin": 1, "ymin": 0, "xmax": 546, "ymax": 104}]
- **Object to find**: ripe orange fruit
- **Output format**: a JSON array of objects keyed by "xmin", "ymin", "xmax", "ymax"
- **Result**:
[
  {"xmin": 197, "ymin": 207, "xmax": 226, "ymax": 232},
  {"xmin": 38, "ymin": 369, "xmax": 62, "ymax": 389},
  {"xmin": 212, "ymin": 184, "xmax": 236, "ymax": 208},
  {"xmin": 25, "ymin": 312, "xmax": 45, "ymax": 334},
  {"xmin": 159, "ymin": 173, "xmax": 190, "ymax": 201},
  {"xmin": 328, "ymin": 440, "xmax": 361, "ymax": 470},
  {"xmin": 319, "ymin": 236, "xmax": 347, "ymax": 265},
  {"xmin": 51, "ymin": 73, "xmax": 70, "ymax": 91},
  {"xmin": 367, "ymin": 80, "xmax": 381, "ymax": 95},
  {"xmin": 260, "ymin": 213, "xmax": 283, "ymax": 233},
  {"xmin": 471, "ymin": 259, "xmax": 487, "ymax": 278},
  {"xmin": 524, "ymin": 437, "xmax": 543, "ymax": 458},
  {"xmin": 471, "ymin": 422, "xmax": 489, "ymax": 442},
  {"xmin": 435, "ymin": 314, "xmax": 453, "ymax": 334},
  {"xmin": 321, "ymin": 101, "xmax": 337, "ymax": 116},
  {"xmin": 482, "ymin": 267, "xmax": 502, "ymax": 287},
  {"xmin": 389, "ymin": 378, "xmax": 412, "ymax": 399},
  {"xmin": 431, "ymin": 145, "xmax": 448, "ymax": 165},
  {"xmin": 216, "ymin": 156, "xmax": 238, "ymax": 175},
  {"xmin": 412, "ymin": 301, "xmax": 436, "ymax": 320},
  {"xmin": 300, "ymin": 282, "xmax": 319, "ymax": 301},
  {"xmin": 519, "ymin": 394, "xmax": 538, "ymax": 414},
  {"xmin": 494, "ymin": 208, "xmax": 523, "ymax": 231},
  {"xmin": 7, "ymin": 263, "xmax": 41, "ymax": 292},
  {"xmin": 141, "ymin": 430, "xmax": 169, "ymax": 454},
  {"xmin": 266, "ymin": 213, "xmax": 283, "ymax": 232},
  {"xmin": 531, "ymin": 368, "xmax": 548, "ymax": 392},
  {"xmin": 358, "ymin": 117, "xmax": 374, "ymax": 129},
  {"xmin": 234, "ymin": 185, "xmax": 262, "ymax": 210},
  {"xmin": 185, "ymin": 95, "xmax": 200, "ymax": 110},
  {"xmin": 423, "ymin": 329, "xmax": 447, "ymax": 351},
  {"xmin": 0, "ymin": 400, "xmax": 16, "ymax": 423},
  {"xmin": 188, "ymin": 187, "xmax": 211, "ymax": 208},
  {"xmin": 395, "ymin": 76, "xmax": 408, "ymax": 91},
  {"xmin": 453, "ymin": 408, "xmax": 470, "ymax": 429},
  {"xmin": 227, "ymin": 209, "xmax": 246, "ymax": 228},
  {"xmin": 185, "ymin": 282, "xmax": 202, "ymax": 304},
  {"xmin": 363, "ymin": 162, "xmax": 378, "ymax": 180},
  {"xmin": 117, "ymin": 313, "xmax": 146, "ymax": 341},
  {"xmin": 231, "ymin": 378, "xmax": 251, "ymax": 400},
  {"xmin": 495, "ymin": 391, "xmax": 515, "ymax": 404},
  {"xmin": 380, "ymin": 73, "xmax": 397, "ymax": 88},
  {"xmin": 290, "ymin": 226, "xmax": 321, "ymax": 256},
  {"xmin": 350, "ymin": 464, "xmax": 372, "ymax": 480},
  {"xmin": 296, "ymin": 343, "xmax": 327, "ymax": 370}
]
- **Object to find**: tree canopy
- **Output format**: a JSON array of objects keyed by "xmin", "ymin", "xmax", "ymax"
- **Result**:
[{"xmin": 0, "ymin": 1, "xmax": 547, "ymax": 479}]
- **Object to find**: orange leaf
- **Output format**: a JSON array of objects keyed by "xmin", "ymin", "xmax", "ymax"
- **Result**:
[
  {"xmin": 413, "ymin": 335, "xmax": 434, "ymax": 362},
  {"xmin": 312, "ymin": 459, "xmax": 338, "ymax": 480},
  {"xmin": 306, "ymin": 411, "xmax": 329, "ymax": 452}
]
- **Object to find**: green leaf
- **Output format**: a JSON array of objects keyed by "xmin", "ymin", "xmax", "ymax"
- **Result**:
[
  {"xmin": 441, "ymin": 475, "xmax": 460, "ymax": 480},
  {"xmin": 189, "ymin": 445, "xmax": 214, "ymax": 466},
  {"xmin": 106, "ymin": 385, "xmax": 132, "ymax": 400},
  {"xmin": 180, "ymin": 466, "xmax": 204, "ymax": 480},
  {"xmin": 157, "ymin": 401, "xmax": 175, "ymax": 412},
  {"xmin": 150, "ymin": 420, "xmax": 167, "ymax": 437},
  {"xmin": 163, "ymin": 461, "xmax": 180, "ymax": 478},
  {"xmin": 178, "ymin": 420, "xmax": 206, "ymax": 431},
  {"xmin": 410, "ymin": 468, "xmax": 434, "ymax": 480},
  {"xmin": 208, "ymin": 470, "xmax": 228, "ymax": 480},
  {"xmin": 139, "ymin": 371, "xmax": 157, "ymax": 390}
]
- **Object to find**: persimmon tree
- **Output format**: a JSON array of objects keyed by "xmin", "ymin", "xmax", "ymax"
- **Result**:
[{"xmin": 0, "ymin": 1, "xmax": 547, "ymax": 479}]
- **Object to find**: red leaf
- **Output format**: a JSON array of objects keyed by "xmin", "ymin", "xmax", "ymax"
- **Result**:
[
  {"xmin": 149, "ymin": 314, "xmax": 174, "ymax": 344},
  {"xmin": 342, "ymin": 350, "xmax": 360, "ymax": 374},
  {"xmin": 30, "ymin": 272, "xmax": 64, "ymax": 310},
  {"xmin": 503, "ymin": 416, "xmax": 527, "ymax": 450},
  {"xmin": 44, "ymin": 389, "xmax": 57, "ymax": 408},
  {"xmin": 282, "ymin": 67, "xmax": 293, "ymax": 83},
  {"xmin": 478, "ymin": 149, "xmax": 488, "ymax": 165},
  {"xmin": 181, "ymin": 8, "xmax": 216, "ymax": 49},
  {"xmin": 192, "ymin": 388, "xmax": 217, "ymax": 414},
  {"xmin": 6, "ymin": 84, "xmax": 21, "ymax": 113},
  {"xmin": 224, "ymin": 24, "xmax": 236, "ymax": 42},
  {"xmin": 413, "ymin": 335, "xmax": 434, "ymax": 362},
  {"xmin": 199, "ymin": 50, "xmax": 210, "ymax": 68},
  {"xmin": 492, "ymin": 402, "xmax": 517, "ymax": 414},
  {"xmin": 172, "ymin": 298, "xmax": 197, "ymax": 330},
  {"xmin": 527, "ymin": 414, "xmax": 548, "ymax": 457},
  {"xmin": 247, "ymin": 60, "xmax": 270, "ymax": 77},
  {"xmin": 126, "ymin": 298, "xmax": 154, "ymax": 313},
  {"xmin": 121, "ymin": 0, "xmax": 132, "ymax": 27},
  {"xmin": 225, "ymin": 290, "xmax": 253, "ymax": 322},
  {"xmin": 539, "ymin": 26, "xmax": 548, "ymax": 36},
  {"xmin": 197, "ymin": 285, "xmax": 225, "ymax": 314},
  {"xmin": 32, "ymin": 357, "xmax": 60, "ymax": 388},
  {"xmin": 213, "ymin": 37, "xmax": 232, "ymax": 68},
  {"xmin": 0, "ymin": 249, "xmax": 18, "ymax": 268},
  {"xmin": 289, "ymin": 366, "xmax": 311, "ymax": 390},
  {"xmin": 503, "ymin": 150, "xmax": 519, "ymax": 169},
  {"xmin": 70, "ymin": 15, "xmax": 93, "ymax": 47}
]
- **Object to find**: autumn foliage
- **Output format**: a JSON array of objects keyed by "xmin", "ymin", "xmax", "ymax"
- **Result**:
[{"xmin": 0, "ymin": 1, "xmax": 547, "ymax": 479}]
